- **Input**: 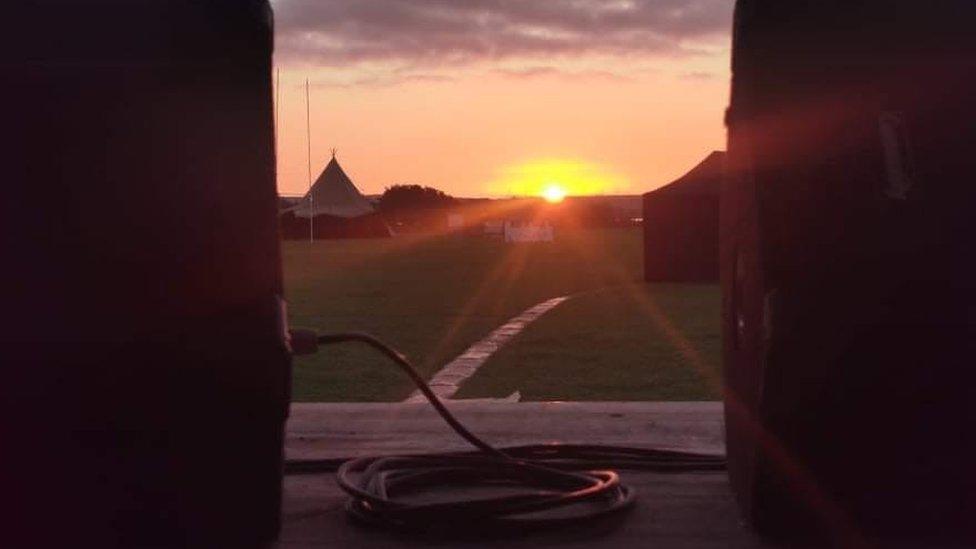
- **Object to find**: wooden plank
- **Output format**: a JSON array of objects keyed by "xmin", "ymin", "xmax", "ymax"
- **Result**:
[{"xmin": 286, "ymin": 401, "xmax": 725, "ymax": 460}]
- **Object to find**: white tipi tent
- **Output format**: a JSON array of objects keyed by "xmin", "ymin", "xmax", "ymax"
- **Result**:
[
  {"xmin": 280, "ymin": 153, "xmax": 391, "ymax": 239},
  {"xmin": 289, "ymin": 153, "xmax": 375, "ymax": 219}
]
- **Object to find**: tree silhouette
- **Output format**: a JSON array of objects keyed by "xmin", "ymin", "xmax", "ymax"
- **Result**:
[{"xmin": 378, "ymin": 184, "xmax": 456, "ymax": 213}]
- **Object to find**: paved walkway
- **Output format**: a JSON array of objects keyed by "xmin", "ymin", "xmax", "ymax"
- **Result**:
[{"xmin": 403, "ymin": 296, "xmax": 569, "ymax": 403}]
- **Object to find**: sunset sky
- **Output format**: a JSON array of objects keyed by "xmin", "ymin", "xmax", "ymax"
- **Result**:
[{"xmin": 271, "ymin": 0, "xmax": 733, "ymax": 198}]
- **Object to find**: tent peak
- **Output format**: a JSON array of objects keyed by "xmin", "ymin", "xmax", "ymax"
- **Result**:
[{"xmin": 643, "ymin": 151, "xmax": 725, "ymax": 198}]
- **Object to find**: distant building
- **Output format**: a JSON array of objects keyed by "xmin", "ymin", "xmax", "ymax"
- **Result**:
[
  {"xmin": 447, "ymin": 213, "xmax": 465, "ymax": 230},
  {"xmin": 503, "ymin": 220, "xmax": 554, "ymax": 243},
  {"xmin": 483, "ymin": 220, "xmax": 504, "ymax": 237},
  {"xmin": 642, "ymin": 151, "xmax": 723, "ymax": 282}
]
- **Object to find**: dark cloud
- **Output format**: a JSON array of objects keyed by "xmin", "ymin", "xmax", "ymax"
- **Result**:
[{"xmin": 272, "ymin": 0, "xmax": 733, "ymax": 67}]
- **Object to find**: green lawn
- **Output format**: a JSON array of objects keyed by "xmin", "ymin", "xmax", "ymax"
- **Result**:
[
  {"xmin": 284, "ymin": 228, "xmax": 719, "ymax": 401},
  {"xmin": 456, "ymin": 284, "xmax": 721, "ymax": 401}
]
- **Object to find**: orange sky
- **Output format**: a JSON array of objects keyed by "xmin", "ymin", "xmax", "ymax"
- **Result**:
[{"xmin": 272, "ymin": 1, "xmax": 732, "ymax": 198}]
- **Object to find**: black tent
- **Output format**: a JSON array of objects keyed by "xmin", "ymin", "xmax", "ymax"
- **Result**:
[{"xmin": 642, "ymin": 151, "xmax": 723, "ymax": 282}]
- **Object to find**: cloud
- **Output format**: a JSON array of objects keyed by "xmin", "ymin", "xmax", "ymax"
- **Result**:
[
  {"xmin": 312, "ymin": 72, "xmax": 456, "ymax": 89},
  {"xmin": 271, "ymin": 0, "xmax": 733, "ymax": 68},
  {"xmin": 493, "ymin": 66, "xmax": 635, "ymax": 82},
  {"xmin": 680, "ymin": 71, "xmax": 718, "ymax": 80}
]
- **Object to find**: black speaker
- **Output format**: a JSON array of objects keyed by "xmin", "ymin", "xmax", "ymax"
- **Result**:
[
  {"xmin": 722, "ymin": 1, "xmax": 976, "ymax": 543},
  {"xmin": 1, "ymin": 2, "xmax": 289, "ymax": 546}
]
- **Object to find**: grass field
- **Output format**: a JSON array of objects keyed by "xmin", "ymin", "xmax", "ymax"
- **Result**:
[
  {"xmin": 284, "ymin": 227, "xmax": 720, "ymax": 401},
  {"xmin": 456, "ymin": 284, "xmax": 721, "ymax": 400}
]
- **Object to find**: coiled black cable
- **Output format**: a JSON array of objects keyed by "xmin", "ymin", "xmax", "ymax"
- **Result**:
[{"xmin": 285, "ymin": 331, "xmax": 726, "ymax": 535}]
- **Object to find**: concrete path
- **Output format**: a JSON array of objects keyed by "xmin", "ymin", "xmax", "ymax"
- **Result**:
[{"xmin": 403, "ymin": 296, "xmax": 569, "ymax": 403}]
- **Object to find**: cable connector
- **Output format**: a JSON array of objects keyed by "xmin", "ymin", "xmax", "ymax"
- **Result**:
[{"xmin": 288, "ymin": 328, "xmax": 319, "ymax": 356}]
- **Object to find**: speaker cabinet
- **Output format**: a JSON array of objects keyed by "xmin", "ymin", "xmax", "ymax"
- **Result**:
[
  {"xmin": 1, "ymin": 2, "xmax": 289, "ymax": 546},
  {"xmin": 723, "ymin": 1, "xmax": 976, "ymax": 542}
]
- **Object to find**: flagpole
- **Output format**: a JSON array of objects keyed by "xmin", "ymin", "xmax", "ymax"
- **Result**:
[
  {"xmin": 305, "ymin": 78, "xmax": 314, "ymax": 243},
  {"xmin": 274, "ymin": 68, "xmax": 280, "ymax": 142},
  {"xmin": 274, "ymin": 68, "xmax": 280, "ymax": 192}
]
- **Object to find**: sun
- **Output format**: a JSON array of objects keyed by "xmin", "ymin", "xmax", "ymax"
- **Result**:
[
  {"xmin": 489, "ymin": 159, "xmax": 627, "ymax": 199},
  {"xmin": 542, "ymin": 184, "xmax": 567, "ymax": 203}
]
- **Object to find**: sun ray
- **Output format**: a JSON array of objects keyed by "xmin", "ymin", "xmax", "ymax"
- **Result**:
[
  {"xmin": 556, "ymin": 229, "xmax": 860, "ymax": 540},
  {"xmin": 421, "ymin": 201, "xmax": 557, "ymax": 380}
]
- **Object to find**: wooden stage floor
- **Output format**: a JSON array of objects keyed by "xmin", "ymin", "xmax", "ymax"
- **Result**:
[{"xmin": 277, "ymin": 401, "xmax": 767, "ymax": 548}]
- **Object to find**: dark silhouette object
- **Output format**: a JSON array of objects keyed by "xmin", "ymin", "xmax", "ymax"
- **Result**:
[
  {"xmin": 279, "ymin": 210, "xmax": 392, "ymax": 239},
  {"xmin": 723, "ymin": 0, "xmax": 976, "ymax": 544},
  {"xmin": 643, "ymin": 152, "xmax": 723, "ymax": 283},
  {"xmin": 561, "ymin": 198, "xmax": 633, "ymax": 228},
  {"xmin": 280, "ymin": 156, "xmax": 392, "ymax": 239},
  {"xmin": 2, "ymin": 2, "xmax": 289, "ymax": 547},
  {"xmin": 379, "ymin": 184, "xmax": 458, "ymax": 212},
  {"xmin": 376, "ymin": 184, "xmax": 457, "ymax": 232}
]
